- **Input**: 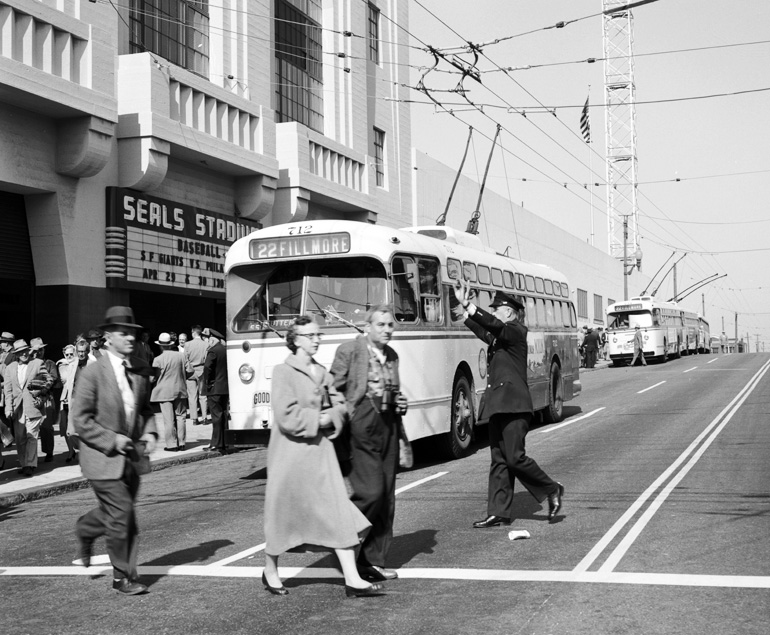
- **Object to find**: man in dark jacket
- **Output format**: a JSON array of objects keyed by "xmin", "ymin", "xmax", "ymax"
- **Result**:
[
  {"xmin": 454, "ymin": 281, "xmax": 564, "ymax": 527},
  {"xmin": 202, "ymin": 328, "xmax": 228, "ymax": 453},
  {"xmin": 583, "ymin": 327, "xmax": 601, "ymax": 368}
]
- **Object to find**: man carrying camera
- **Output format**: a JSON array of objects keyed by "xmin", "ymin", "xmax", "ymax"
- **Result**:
[{"xmin": 330, "ymin": 304, "xmax": 408, "ymax": 583}]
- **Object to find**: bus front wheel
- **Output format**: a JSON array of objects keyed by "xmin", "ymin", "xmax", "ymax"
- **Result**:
[
  {"xmin": 444, "ymin": 375, "xmax": 475, "ymax": 459},
  {"xmin": 543, "ymin": 362, "xmax": 564, "ymax": 424}
]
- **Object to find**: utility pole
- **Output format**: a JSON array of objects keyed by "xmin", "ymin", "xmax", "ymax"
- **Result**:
[
  {"xmin": 734, "ymin": 312, "xmax": 738, "ymax": 353},
  {"xmin": 623, "ymin": 216, "xmax": 628, "ymax": 301},
  {"xmin": 701, "ymin": 293, "xmax": 705, "ymax": 317},
  {"xmin": 672, "ymin": 263, "xmax": 677, "ymax": 301}
]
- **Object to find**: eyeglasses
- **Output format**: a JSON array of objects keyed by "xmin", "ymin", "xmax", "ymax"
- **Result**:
[
  {"xmin": 297, "ymin": 332, "xmax": 323, "ymax": 340},
  {"xmin": 64, "ymin": 353, "xmax": 75, "ymax": 357}
]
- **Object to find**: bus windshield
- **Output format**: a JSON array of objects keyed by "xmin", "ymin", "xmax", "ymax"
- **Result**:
[
  {"xmin": 229, "ymin": 257, "xmax": 388, "ymax": 332},
  {"xmin": 607, "ymin": 310, "xmax": 653, "ymax": 330}
]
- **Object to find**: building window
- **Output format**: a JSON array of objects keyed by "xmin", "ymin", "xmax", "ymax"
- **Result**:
[
  {"xmin": 593, "ymin": 294, "xmax": 603, "ymax": 323},
  {"xmin": 577, "ymin": 288, "xmax": 588, "ymax": 320},
  {"xmin": 368, "ymin": 3, "xmax": 380, "ymax": 64},
  {"xmin": 373, "ymin": 127, "xmax": 385, "ymax": 187},
  {"xmin": 129, "ymin": 0, "xmax": 209, "ymax": 78},
  {"xmin": 608, "ymin": 297, "xmax": 615, "ymax": 308},
  {"xmin": 275, "ymin": 0, "xmax": 324, "ymax": 133}
]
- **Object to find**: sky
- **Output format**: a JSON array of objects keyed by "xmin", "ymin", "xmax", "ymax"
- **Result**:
[{"xmin": 404, "ymin": 0, "xmax": 770, "ymax": 350}]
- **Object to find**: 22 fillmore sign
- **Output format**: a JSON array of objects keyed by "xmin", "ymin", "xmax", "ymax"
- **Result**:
[{"xmin": 105, "ymin": 187, "xmax": 260, "ymax": 297}]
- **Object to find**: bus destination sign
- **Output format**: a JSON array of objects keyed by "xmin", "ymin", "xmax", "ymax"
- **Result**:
[
  {"xmin": 249, "ymin": 232, "xmax": 350, "ymax": 260},
  {"xmin": 614, "ymin": 303, "xmax": 643, "ymax": 312},
  {"xmin": 105, "ymin": 187, "xmax": 260, "ymax": 298}
]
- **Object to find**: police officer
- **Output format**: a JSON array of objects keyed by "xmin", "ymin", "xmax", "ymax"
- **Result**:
[{"xmin": 454, "ymin": 280, "xmax": 564, "ymax": 527}]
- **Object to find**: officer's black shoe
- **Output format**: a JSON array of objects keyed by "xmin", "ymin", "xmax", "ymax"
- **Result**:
[
  {"xmin": 472, "ymin": 515, "xmax": 512, "ymax": 528},
  {"xmin": 547, "ymin": 483, "xmax": 565, "ymax": 521}
]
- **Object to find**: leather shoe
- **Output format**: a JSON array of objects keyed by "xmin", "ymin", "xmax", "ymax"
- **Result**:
[
  {"xmin": 472, "ymin": 515, "xmax": 511, "ymax": 528},
  {"xmin": 113, "ymin": 578, "xmax": 148, "ymax": 595},
  {"xmin": 357, "ymin": 564, "xmax": 398, "ymax": 581},
  {"xmin": 202, "ymin": 446, "xmax": 215, "ymax": 452},
  {"xmin": 163, "ymin": 447, "xmax": 178, "ymax": 452},
  {"xmin": 345, "ymin": 582, "xmax": 385, "ymax": 598},
  {"xmin": 547, "ymin": 482, "xmax": 565, "ymax": 520},
  {"xmin": 262, "ymin": 572, "xmax": 289, "ymax": 596},
  {"xmin": 77, "ymin": 536, "xmax": 94, "ymax": 567}
]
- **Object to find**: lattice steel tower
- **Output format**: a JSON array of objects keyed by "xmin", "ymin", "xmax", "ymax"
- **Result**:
[{"xmin": 602, "ymin": 1, "xmax": 639, "ymax": 260}]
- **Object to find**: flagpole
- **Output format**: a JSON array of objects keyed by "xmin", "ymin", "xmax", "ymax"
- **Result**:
[{"xmin": 588, "ymin": 85, "xmax": 594, "ymax": 247}]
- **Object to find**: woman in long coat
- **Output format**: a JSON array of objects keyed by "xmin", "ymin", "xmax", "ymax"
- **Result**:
[{"xmin": 263, "ymin": 316, "xmax": 384, "ymax": 598}]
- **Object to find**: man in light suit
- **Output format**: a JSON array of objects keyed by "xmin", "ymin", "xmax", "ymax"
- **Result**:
[
  {"xmin": 151, "ymin": 332, "xmax": 188, "ymax": 451},
  {"xmin": 184, "ymin": 325, "xmax": 209, "ymax": 425},
  {"xmin": 454, "ymin": 281, "xmax": 564, "ymax": 527},
  {"xmin": 330, "ymin": 305, "xmax": 408, "ymax": 582},
  {"xmin": 3, "ymin": 339, "xmax": 52, "ymax": 476},
  {"xmin": 72, "ymin": 306, "xmax": 158, "ymax": 595}
]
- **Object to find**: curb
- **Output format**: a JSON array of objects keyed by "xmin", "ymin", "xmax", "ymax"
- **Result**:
[{"xmin": 0, "ymin": 450, "xmax": 218, "ymax": 509}]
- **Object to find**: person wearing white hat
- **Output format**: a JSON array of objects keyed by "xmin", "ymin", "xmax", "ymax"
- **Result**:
[
  {"xmin": 0, "ymin": 331, "xmax": 17, "ymax": 460},
  {"xmin": 150, "ymin": 333, "xmax": 188, "ymax": 451},
  {"xmin": 30, "ymin": 337, "xmax": 61, "ymax": 462},
  {"xmin": 3, "ymin": 339, "xmax": 53, "ymax": 476}
]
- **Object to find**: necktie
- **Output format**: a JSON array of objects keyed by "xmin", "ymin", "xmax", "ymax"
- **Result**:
[{"xmin": 122, "ymin": 361, "xmax": 134, "ymax": 389}]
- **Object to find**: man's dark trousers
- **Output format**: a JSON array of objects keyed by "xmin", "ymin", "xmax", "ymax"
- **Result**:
[
  {"xmin": 348, "ymin": 398, "xmax": 398, "ymax": 568},
  {"xmin": 76, "ymin": 461, "xmax": 140, "ymax": 580},
  {"xmin": 207, "ymin": 394, "xmax": 229, "ymax": 451},
  {"xmin": 487, "ymin": 412, "xmax": 557, "ymax": 518}
]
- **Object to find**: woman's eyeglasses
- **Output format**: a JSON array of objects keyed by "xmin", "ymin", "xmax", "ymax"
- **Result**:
[{"xmin": 298, "ymin": 333, "xmax": 323, "ymax": 340}]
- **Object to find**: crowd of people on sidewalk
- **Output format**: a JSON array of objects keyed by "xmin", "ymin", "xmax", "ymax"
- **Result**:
[
  {"xmin": 0, "ymin": 322, "xmax": 229, "ymax": 477},
  {"xmin": 577, "ymin": 325, "xmax": 608, "ymax": 369}
]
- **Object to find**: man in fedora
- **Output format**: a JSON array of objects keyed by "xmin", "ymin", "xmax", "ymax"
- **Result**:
[
  {"xmin": 30, "ymin": 337, "xmax": 61, "ymax": 463},
  {"xmin": 202, "ymin": 328, "xmax": 228, "ymax": 454},
  {"xmin": 3, "ymin": 339, "xmax": 53, "ymax": 475},
  {"xmin": 453, "ymin": 281, "xmax": 564, "ymax": 527},
  {"xmin": 151, "ymin": 332, "xmax": 188, "ymax": 452},
  {"xmin": 71, "ymin": 306, "xmax": 158, "ymax": 595}
]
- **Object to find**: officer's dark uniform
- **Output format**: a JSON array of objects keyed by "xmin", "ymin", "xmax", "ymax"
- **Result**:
[{"xmin": 464, "ymin": 291, "xmax": 562, "ymax": 525}]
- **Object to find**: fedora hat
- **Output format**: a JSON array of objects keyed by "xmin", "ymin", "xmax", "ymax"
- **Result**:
[
  {"xmin": 29, "ymin": 337, "xmax": 48, "ymax": 351},
  {"xmin": 155, "ymin": 332, "xmax": 174, "ymax": 347},
  {"xmin": 12, "ymin": 339, "xmax": 30, "ymax": 353},
  {"xmin": 202, "ymin": 327, "xmax": 224, "ymax": 340},
  {"xmin": 1, "ymin": 331, "xmax": 14, "ymax": 343},
  {"xmin": 98, "ymin": 306, "xmax": 142, "ymax": 330},
  {"xmin": 489, "ymin": 291, "xmax": 524, "ymax": 312}
]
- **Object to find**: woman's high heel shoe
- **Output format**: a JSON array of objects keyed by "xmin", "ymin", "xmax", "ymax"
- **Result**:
[
  {"xmin": 262, "ymin": 572, "xmax": 289, "ymax": 596},
  {"xmin": 345, "ymin": 582, "xmax": 386, "ymax": 598}
]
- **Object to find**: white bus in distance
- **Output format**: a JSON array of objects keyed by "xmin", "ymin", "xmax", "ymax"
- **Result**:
[
  {"xmin": 224, "ymin": 220, "xmax": 581, "ymax": 459},
  {"xmin": 606, "ymin": 296, "xmax": 708, "ymax": 364}
]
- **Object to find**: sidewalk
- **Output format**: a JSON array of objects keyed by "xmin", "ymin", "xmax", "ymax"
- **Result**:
[
  {"xmin": 0, "ymin": 419, "xmax": 218, "ymax": 508},
  {"xmin": 580, "ymin": 358, "xmax": 612, "ymax": 372}
]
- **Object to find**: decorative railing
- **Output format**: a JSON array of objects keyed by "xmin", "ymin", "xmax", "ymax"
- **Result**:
[{"xmin": 308, "ymin": 140, "xmax": 365, "ymax": 192}]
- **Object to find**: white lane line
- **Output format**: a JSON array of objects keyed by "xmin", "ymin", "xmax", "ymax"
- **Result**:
[
  {"xmin": 598, "ymin": 357, "xmax": 770, "ymax": 573},
  {"xmin": 536, "ymin": 408, "xmax": 605, "ymax": 434},
  {"xmin": 574, "ymin": 357, "xmax": 770, "ymax": 574},
  {"xmin": 395, "ymin": 471, "xmax": 448, "ymax": 495},
  {"xmin": 683, "ymin": 367, "xmax": 698, "ymax": 374},
  {"xmin": 3, "ymin": 566, "xmax": 770, "ymax": 589},
  {"xmin": 206, "ymin": 472, "xmax": 450, "ymax": 567},
  {"xmin": 637, "ymin": 381, "xmax": 666, "ymax": 394},
  {"xmin": 707, "ymin": 358, "xmax": 718, "ymax": 364}
]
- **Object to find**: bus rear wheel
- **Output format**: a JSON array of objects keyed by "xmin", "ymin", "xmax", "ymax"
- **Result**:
[
  {"xmin": 543, "ymin": 362, "xmax": 564, "ymax": 424},
  {"xmin": 444, "ymin": 375, "xmax": 475, "ymax": 459}
]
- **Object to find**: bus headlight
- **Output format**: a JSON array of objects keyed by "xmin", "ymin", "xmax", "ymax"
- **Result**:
[
  {"xmin": 612, "ymin": 337, "xmax": 617, "ymax": 343},
  {"xmin": 239, "ymin": 364, "xmax": 255, "ymax": 383}
]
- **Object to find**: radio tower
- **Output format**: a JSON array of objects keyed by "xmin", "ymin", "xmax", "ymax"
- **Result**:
[{"xmin": 602, "ymin": 1, "xmax": 639, "ymax": 260}]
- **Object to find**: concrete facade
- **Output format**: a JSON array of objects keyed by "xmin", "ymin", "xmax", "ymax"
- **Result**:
[{"xmin": 0, "ymin": 0, "xmax": 413, "ymax": 348}]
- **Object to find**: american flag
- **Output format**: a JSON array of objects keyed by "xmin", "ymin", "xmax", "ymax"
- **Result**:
[{"xmin": 579, "ymin": 97, "xmax": 591, "ymax": 143}]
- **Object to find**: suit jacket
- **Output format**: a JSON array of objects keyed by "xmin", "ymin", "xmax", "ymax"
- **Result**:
[
  {"xmin": 330, "ymin": 335, "xmax": 400, "ymax": 416},
  {"xmin": 3, "ymin": 358, "xmax": 48, "ymax": 420},
  {"xmin": 151, "ymin": 350, "xmax": 188, "ymax": 402},
  {"xmin": 203, "ymin": 342, "xmax": 228, "ymax": 396},
  {"xmin": 466, "ymin": 307, "xmax": 533, "ymax": 418},
  {"xmin": 184, "ymin": 337, "xmax": 209, "ymax": 379},
  {"xmin": 583, "ymin": 331, "xmax": 600, "ymax": 351},
  {"xmin": 71, "ymin": 353, "xmax": 156, "ymax": 481}
]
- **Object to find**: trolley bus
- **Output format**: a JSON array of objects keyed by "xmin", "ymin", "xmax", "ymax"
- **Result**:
[
  {"xmin": 224, "ymin": 220, "xmax": 581, "ymax": 458},
  {"xmin": 606, "ymin": 296, "xmax": 707, "ymax": 364}
]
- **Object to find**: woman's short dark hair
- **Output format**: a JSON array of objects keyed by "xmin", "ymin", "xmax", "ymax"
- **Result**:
[{"xmin": 285, "ymin": 316, "xmax": 315, "ymax": 353}]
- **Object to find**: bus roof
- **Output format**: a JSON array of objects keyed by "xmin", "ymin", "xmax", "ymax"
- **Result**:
[{"xmin": 225, "ymin": 220, "xmax": 569, "ymax": 285}]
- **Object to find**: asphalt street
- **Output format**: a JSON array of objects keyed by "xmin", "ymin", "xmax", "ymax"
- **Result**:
[{"xmin": 1, "ymin": 352, "xmax": 769, "ymax": 635}]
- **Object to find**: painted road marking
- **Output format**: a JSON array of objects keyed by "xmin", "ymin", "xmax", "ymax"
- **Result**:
[
  {"xmin": 637, "ymin": 381, "xmax": 666, "ymax": 394},
  {"xmin": 536, "ymin": 408, "xmax": 605, "ymax": 434},
  {"xmin": 2, "ymin": 566, "xmax": 770, "ymax": 589},
  {"xmin": 575, "ymin": 357, "xmax": 770, "ymax": 574},
  {"xmin": 683, "ymin": 367, "xmax": 698, "ymax": 373},
  {"xmin": 204, "ymin": 472, "xmax": 450, "ymax": 567},
  {"xmin": 707, "ymin": 358, "xmax": 718, "ymax": 364}
]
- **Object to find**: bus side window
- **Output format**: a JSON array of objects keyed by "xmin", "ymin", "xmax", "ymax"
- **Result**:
[
  {"xmin": 545, "ymin": 299, "xmax": 556, "ymax": 327},
  {"xmin": 569, "ymin": 303, "xmax": 577, "ymax": 328},
  {"xmin": 560, "ymin": 301, "xmax": 571, "ymax": 328},
  {"xmin": 418, "ymin": 258, "xmax": 442, "ymax": 324},
  {"xmin": 535, "ymin": 298, "xmax": 546, "ymax": 326},
  {"xmin": 525, "ymin": 296, "xmax": 537, "ymax": 327},
  {"xmin": 391, "ymin": 256, "xmax": 418, "ymax": 322}
]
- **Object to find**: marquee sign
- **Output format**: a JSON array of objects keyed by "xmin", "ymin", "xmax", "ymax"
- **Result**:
[{"xmin": 105, "ymin": 187, "xmax": 260, "ymax": 297}]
